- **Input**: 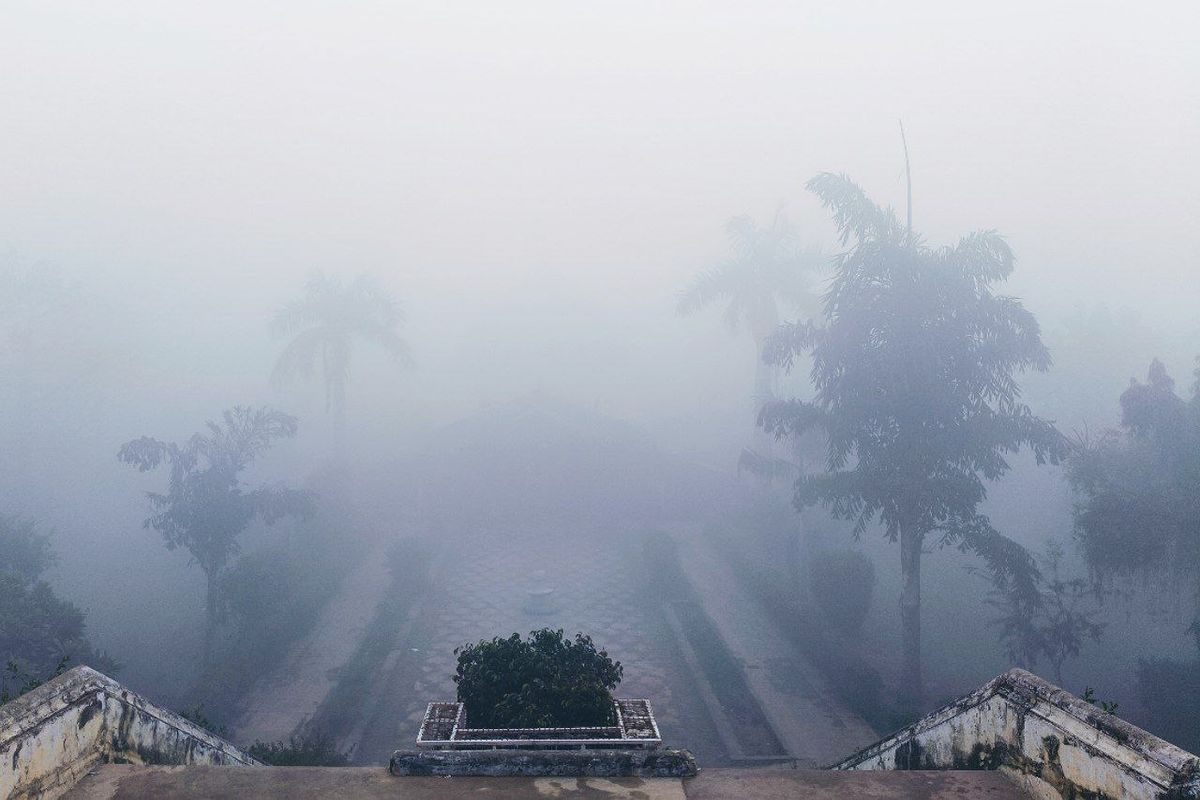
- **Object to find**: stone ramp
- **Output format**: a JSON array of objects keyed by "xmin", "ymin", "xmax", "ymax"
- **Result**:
[
  {"xmin": 232, "ymin": 541, "xmax": 394, "ymax": 744},
  {"xmin": 680, "ymin": 541, "xmax": 880, "ymax": 766},
  {"xmin": 64, "ymin": 765, "xmax": 1033, "ymax": 799}
]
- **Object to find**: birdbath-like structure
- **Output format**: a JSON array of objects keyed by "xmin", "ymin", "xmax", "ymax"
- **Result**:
[{"xmin": 523, "ymin": 569, "xmax": 558, "ymax": 616}]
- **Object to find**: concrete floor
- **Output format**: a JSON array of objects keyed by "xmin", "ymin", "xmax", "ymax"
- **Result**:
[{"xmin": 65, "ymin": 765, "xmax": 1034, "ymax": 799}]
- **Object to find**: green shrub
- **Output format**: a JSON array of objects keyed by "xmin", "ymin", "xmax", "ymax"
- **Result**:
[
  {"xmin": 454, "ymin": 629, "xmax": 622, "ymax": 728},
  {"xmin": 809, "ymin": 549, "xmax": 876, "ymax": 636},
  {"xmin": 1136, "ymin": 657, "xmax": 1200, "ymax": 752},
  {"xmin": 248, "ymin": 732, "xmax": 349, "ymax": 766}
]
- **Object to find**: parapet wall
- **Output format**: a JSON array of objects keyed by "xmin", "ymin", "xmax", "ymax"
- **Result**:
[
  {"xmin": 836, "ymin": 668, "xmax": 1200, "ymax": 800},
  {"xmin": 0, "ymin": 666, "xmax": 260, "ymax": 800}
]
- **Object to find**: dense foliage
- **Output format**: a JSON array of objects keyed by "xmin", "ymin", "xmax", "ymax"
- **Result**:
[
  {"xmin": 1069, "ymin": 359, "xmax": 1200, "ymax": 742},
  {"xmin": 118, "ymin": 406, "xmax": 313, "ymax": 658},
  {"xmin": 248, "ymin": 732, "xmax": 350, "ymax": 766},
  {"xmin": 761, "ymin": 172, "xmax": 1065, "ymax": 702},
  {"xmin": 1070, "ymin": 359, "xmax": 1200, "ymax": 593},
  {"xmin": 454, "ymin": 628, "xmax": 623, "ymax": 728},
  {"xmin": 0, "ymin": 516, "xmax": 116, "ymax": 699},
  {"xmin": 987, "ymin": 541, "xmax": 1103, "ymax": 684},
  {"xmin": 809, "ymin": 549, "xmax": 876, "ymax": 636}
]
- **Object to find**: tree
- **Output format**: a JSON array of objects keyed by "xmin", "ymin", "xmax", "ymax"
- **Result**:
[
  {"xmin": 988, "ymin": 541, "xmax": 1104, "ymax": 685},
  {"xmin": 1070, "ymin": 359, "xmax": 1200, "ymax": 589},
  {"xmin": 1068, "ymin": 359, "xmax": 1200, "ymax": 747},
  {"xmin": 760, "ymin": 173, "xmax": 1065, "ymax": 707},
  {"xmin": 677, "ymin": 211, "xmax": 822, "ymax": 410},
  {"xmin": 679, "ymin": 212, "xmax": 823, "ymax": 602},
  {"xmin": 0, "ymin": 516, "xmax": 117, "ymax": 696},
  {"xmin": 271, "ymin": 272, "xmax": 411, "ymax": 443},
  {"xmin": 1070, "ymin": 361, "xmax": 1200, "ymax": 618},
  {"xmin": 118, "ymin": 406, "xmax": 313, "ymax": 660},
  {"xmin": 453, "ymin": 629, "xmax": 623, "ymax": 728}
]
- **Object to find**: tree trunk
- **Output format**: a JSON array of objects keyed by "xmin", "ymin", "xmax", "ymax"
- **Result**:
[
  {"xmin": 899, "ymin": 522, "xmax": 924, "ymax": 711},
  {"xmin": 787, "ymin": 525, "xmax": 803, "ymax": 607},
  {"xmin": 752, "ymin": 337, "xmax": 779, "ymax": 455},
  {"xmin": 330, "ymin": 376, "xmax": 348, "ymax": 459},
  {"xmin": 203, "ymin": 570, "xmax": 220, "ymax": 665}
]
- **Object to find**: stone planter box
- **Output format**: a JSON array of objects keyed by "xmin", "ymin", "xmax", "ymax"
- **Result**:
[{"xmin": 415, "ymin": 699, "xmax": 662, "ymax": 750}]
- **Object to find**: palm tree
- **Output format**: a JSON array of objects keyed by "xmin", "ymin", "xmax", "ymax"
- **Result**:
[
  {"xmin": 676, "ymin": 211, "xmax": 821, "ymax": 410},
  {"xmin": 271, "ymin": 272, "xmax": 411, "ymax": 441},
  {"xmin": 678, "ymin": 212, "xmax": 823, "ymax": 603}
]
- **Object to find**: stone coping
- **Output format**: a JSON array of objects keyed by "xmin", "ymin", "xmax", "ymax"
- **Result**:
[
  {"xmin": 836, "ymin": 668, "xmax": 1200, "ymax": 799},
  {"xmin": 2, "ymin": 666, "xmax": 260, "ymax": 800}
]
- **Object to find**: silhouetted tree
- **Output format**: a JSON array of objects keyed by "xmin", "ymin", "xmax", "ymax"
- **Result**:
[
  {"xmin": 1070, "ymin": 358, "xmax": 1200, "ymax": 632},
  {"xmin": 271, "ymin": 272, "xmax": 410, "ymax": 443},
  {"xmin": 1069, "ymin": 359, "xmax": 1200, "ymax": 746},
  {"xmin": 0, "ymin": 516, "xmax": 117, "ymax": 694},
  {"xmin": 761, "ymin": 173, "xmax": 1065, "ymax": 707},
  {"xmin": 118, "ymin": 407, "xmax": 313, "ymax": 660},
  {"xmin": 988, "ymin": 541, "xmax": 1104, "ymax": 685},
  {"xmin": 677, "ymin": 212, "xmax": 822, "ymax": 410}
]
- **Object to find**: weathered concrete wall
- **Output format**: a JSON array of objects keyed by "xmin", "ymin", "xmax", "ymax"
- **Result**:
[
  {"xmin": 390, "ymin": 747, "xmax": 698, "ymax": 778},
  {"xmin": 1, "ymin": 666, "xmax": 260, "ymax": 800},
  {"xmin": 836, "ymin": 668, "xmax": 1200, "ymax": 800}
]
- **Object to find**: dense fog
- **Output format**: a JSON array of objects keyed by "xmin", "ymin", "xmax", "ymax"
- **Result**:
[{"xmin": 2, "ymin": 0, "xmax": 1198, "ymax": 766}]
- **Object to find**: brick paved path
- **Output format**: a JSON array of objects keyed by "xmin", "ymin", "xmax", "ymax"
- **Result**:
[{"xmin": 351, "ymin": 524, "xmax": 723, "ymax": 765}]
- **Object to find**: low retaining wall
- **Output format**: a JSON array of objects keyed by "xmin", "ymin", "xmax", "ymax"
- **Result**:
[
  {"xmin": 390, "ymin": 747, "xmax": 698, "ymax": 778},
  {"xmin": 1, "ymin": 666, "xmax": 260, "ymax": 799},
  {"xmin": 836, "ymin": 668, "xmax": 1200, "ymax": 800}
]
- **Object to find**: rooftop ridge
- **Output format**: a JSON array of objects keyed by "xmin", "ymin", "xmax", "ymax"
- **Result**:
[
  {"xmin": 836, "ymin": 667, "xmax": 1200, "ymax": 799},
  {"xmin": 2, "ymin": 665, "xmax": 260, "ymax": 800}
]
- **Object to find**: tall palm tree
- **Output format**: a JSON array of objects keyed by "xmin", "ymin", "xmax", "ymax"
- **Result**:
[
  {"xmin": 271, "ymin": 272, "xmax": 411, "ymax": 441},
  {"xmin": 676, "ymin": 211, "xmax": 821, "ymax": 408}
]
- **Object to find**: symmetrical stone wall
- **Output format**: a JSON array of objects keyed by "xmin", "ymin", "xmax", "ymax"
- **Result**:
[
  {"xmin": 836, "ymin": 668, "xmax": 1200, "ymax": 800},
  {"xmin": 0, "ymin": 666, "xmax": 260, "ymax": 800}
]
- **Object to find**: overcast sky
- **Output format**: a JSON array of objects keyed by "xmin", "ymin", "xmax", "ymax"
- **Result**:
[{"xmin": 3, "ymin": 1, "xmax": 1197, "ymax": 445}]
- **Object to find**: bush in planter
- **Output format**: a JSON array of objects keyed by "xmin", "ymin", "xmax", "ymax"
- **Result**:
[
  {"xmin": 454, "ymin": 628, "xmax": 623, "ymax": 728},
  {"xmin": 810, "ymin": 549, "xmax": 876, "ymax": 636}
]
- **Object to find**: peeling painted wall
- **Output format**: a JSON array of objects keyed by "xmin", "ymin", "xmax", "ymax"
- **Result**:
[
  {"xmin": 836, "ymin": 668, "xmax": 1200, "ymax": 800},
  {"xmin": 1, "ymin": 666, "xmax": 260, "ymax": 799}
]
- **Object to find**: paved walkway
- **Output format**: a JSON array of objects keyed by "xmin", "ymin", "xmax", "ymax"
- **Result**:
[
  {"xmin": 350, "ymin": 525, "xmax": 724, "ymax": 765},
  {"xmin": 680, "ymin": 540, "xmax": 880, "ymax": 767},
  {"xmin": 231, "ymin": 543, "xmax": 394, "ymax": 744}
]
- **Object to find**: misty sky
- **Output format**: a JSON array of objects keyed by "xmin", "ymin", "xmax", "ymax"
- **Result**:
[{"xmin": 3, "ymin": 1, "xmax": 1197, "ymax": 449}]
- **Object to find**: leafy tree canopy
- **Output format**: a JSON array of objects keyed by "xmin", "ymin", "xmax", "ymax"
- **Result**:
[
  {"xmin": 271, "ymin": 272, "xmax": 410, "ymax": 419},
  {"xmin": 118, "ymin": 406, "xmax": 312, "ymax": 581},
  {"xmin": 454, "ymin": 629, "xmax": 623, "ymax": 728},
  {"xmin": 0, "ymin": 516, "xmax": 117, "ymax": 696},
  {"xmin": 1070, "ymin": 358, "xmax": 1200, "ymax": 631},
  {"xmin": 677, "ymin": 211, "xmax": 822, "ymax": 343},
  {"xmin": 760, "ymin": 172, "xmax": 1066, "ymax": 699},
  {"xmin": 118, "ymin": 406, "xmax": 313, "ymax": 657},
  {"xmin": 762, "ymin": 173, "xmax": 1064, "ymax": 573}
]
